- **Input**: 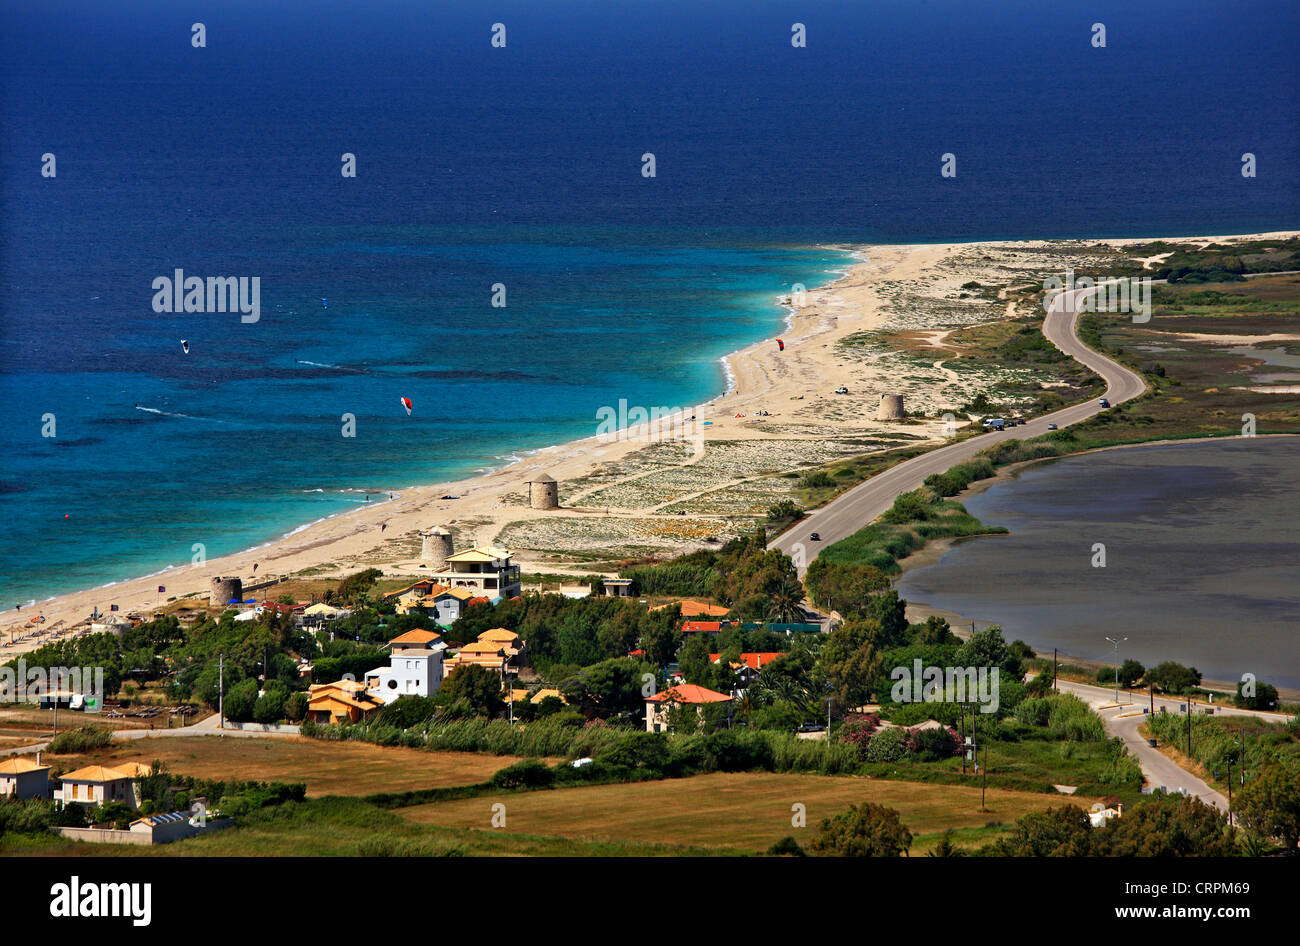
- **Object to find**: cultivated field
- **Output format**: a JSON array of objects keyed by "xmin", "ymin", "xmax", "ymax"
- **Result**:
[
  {"xmin": 50, "ymin": 736, "xmax": 527, "ymax": 797},
  {"xmin": 398, "ymin": 771, "xmax": 1074, "ymax": 853}
]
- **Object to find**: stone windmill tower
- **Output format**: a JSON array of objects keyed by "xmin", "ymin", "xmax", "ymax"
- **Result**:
[
  {"xmin": 419, "ymin": 526, "xmax": 454, "ymax": 569},
  {"xmin": 527, "ymin": 473, "xmax": 559, "ymax": 510},
  {"xmin": 876, "ymin": 393, "xmax": 905, "ymax": 421}
]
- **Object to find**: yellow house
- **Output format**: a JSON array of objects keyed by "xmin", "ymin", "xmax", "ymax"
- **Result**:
[
  {"xmin": 306, "ymin": 680, "xmax": 385, "ymax": 725},
  {"xmin": 56, "ymin": 764, "xmax": 149, "ymax": 809},
  {"xmin": 0, "ymin": 757, "xmax": 51, "ymax": 800}
]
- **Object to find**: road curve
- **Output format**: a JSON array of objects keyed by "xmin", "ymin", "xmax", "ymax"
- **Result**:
[
  {"xmin": 1055, "ymin": 679, "xmax": 1236, "ymax": 811},
  {"xmin": 770, "ymin": 283, "xmax": 1147, "ymax": 571}
]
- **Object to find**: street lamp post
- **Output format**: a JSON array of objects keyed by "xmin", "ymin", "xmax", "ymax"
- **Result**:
[{"xmin": 1104, "ymin": 636, "xmax": 1128, "ymax": 705}]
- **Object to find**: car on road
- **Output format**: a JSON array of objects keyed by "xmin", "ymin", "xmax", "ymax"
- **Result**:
[
  {"xmin": 1099, "ymin": 398, "xmax": 1110, "ymax": 408},
  {"xmin": 809, "ymin": 532, "xmax": 821, "ymax": 541},
  {"xmin": 1047, "ymin": 423, "xmax": 1058, "ymax": 430}
]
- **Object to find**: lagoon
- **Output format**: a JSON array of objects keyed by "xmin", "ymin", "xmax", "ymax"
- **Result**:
[{"xmin": 895, "ymin": 438, "xmax": 1300, "ymax": 690}]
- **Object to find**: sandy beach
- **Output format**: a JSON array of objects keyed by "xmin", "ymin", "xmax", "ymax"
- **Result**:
[{"xmin": 7, "ymin": 231, "xmax": 1296, "ymax": 654}]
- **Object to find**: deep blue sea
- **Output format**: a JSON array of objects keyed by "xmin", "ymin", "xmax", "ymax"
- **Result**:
[{"xmin": 2, "ymin": 0, "xmax": 1298, "ymax": 605}]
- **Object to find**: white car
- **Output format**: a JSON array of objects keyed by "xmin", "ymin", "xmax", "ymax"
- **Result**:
[{"xmin": 834, "ymin": 386, "xmax": 849, "ymax": 395}]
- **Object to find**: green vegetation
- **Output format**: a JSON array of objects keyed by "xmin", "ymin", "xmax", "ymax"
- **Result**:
[
  {"xmin": 808, "ymin": 802, "xmax": 913, "ymax": 857},
  {"xmin": 45, "ymin": 725, "xmax": 115, "ymax": 754},
  {"xmin": 982, "ymin": 794, "xmax": 1239, "ymax": 856}
]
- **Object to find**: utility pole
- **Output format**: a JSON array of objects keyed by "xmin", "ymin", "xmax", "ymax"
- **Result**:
[
  {"xmin": 1104, "ymin": 636, "xmax": 1127, "ymax": 706},
  {"xmin": 1053, "ymin": 648, "xmax": 1058, "ymax": 694},
  {"xmin": 1186, "ymin": 697, "xmax": 1192, "ymax": 757},
  {"xmin": 959, "ymin": 704, "xmax": 966, "ymax": 775},
  {"xmin": 218, "ymin": 653, "xmax": 225, "ymax": 730},
  {"xmin": 1149, "ymin": 682, "xmax": 1154, "ymax": 715},
  {"xmin": 981, "ymin": 741, "xmax": 988, "ymax": 812}
]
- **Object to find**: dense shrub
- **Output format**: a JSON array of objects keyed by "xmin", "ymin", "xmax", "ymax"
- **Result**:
[{"xmin": 45, "ymin": 726, "xmax": 114, "ymax": 754}]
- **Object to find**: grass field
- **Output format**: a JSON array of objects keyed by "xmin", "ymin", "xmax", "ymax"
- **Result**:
[
  {"xmin": 50, "ymin": 736, "xmax": 527, "ymax": 797},
  {"xmin": 397, "ymin": 771, "xmax": 1076, "ymax": 854}
]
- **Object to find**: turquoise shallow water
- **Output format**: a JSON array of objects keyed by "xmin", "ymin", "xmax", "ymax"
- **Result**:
[
  {"xmin": 4, "ymin": 0, "xmax": 1297, "ymax": 608},
  {"xmin": 0, "ymin": 227, "xmax": 852, "ymax": 605}
]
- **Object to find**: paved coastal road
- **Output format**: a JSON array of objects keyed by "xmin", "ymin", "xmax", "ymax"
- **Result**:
[
  {"xmin": 770, "ymin": 283, "xmax": 1148, "ymax": 571},
  {"xmin": 1051, "ymin": 679, "xmax": 1289, "ymax": 813}
]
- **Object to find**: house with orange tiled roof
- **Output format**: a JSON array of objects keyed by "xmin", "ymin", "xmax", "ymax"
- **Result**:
[
  {"xmin": 55, "ymin": 762, "xmax": 154, "ymax": 809},
  {"xmin": 0, "ymin": 756, "xmax": 51, "ymax": 800},
  {"xmin": 645, "ymin": 683, "xmax": 733, "ymax": 733},
  {"xmin": 709, "ymin": 651, "xmax": 786, "ymax": 687},
  {"xmin": 682, "ymin": 621, "xmax": 721, "ymax": 635},
  {"xmin": 443, "ymin": 627, "xmax": 526, "ymax": 680},
  {"xmin": 652, "ymin": 599, "xmax": 732, "ymax": 618},
  {"xmin": 363, "ymin": 629, "xmax": 447, "ymax": 704},
  {"xmin": 306, "ymin": 680, "xmax": 385, "ymax": 725}
]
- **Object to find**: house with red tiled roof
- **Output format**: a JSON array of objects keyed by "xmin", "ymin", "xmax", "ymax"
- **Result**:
[
  {"xmin": 709, "ymin": 652, "xmax": 785, "ymax": 671},
  {"xmin": 645, "ymin": 683, "xmax": 733, "ymax": 733},
  {"xmin": 681, "ymin": 620, "xmax": 727, "ymax": 635},
  {"xmin": 709, "ymin": 651, "xmax": 786, "ymax": 687}
]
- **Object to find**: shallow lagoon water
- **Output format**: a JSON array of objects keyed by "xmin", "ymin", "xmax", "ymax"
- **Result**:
[{"xmin": 895, "ymin": 438, "xmax": 1300, "ymax": 690}]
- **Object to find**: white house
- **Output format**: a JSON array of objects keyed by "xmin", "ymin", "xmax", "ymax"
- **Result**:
[
  {"xmin": 55, "ymin": 762, "xmax": 153, "ymax": 809},
  {"xmin": 0, "ymin": 756, "xmax": 51, "ymax": 800},
  {"xmin": 364, "ymin": 629, "xmax": 447, "ymax": 705}
]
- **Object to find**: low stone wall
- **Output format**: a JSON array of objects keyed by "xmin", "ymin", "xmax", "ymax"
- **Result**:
[
  {"xmin": 54, "ymin": 827, "xmax": 148, "ymax": 846},
  {"xmin": 218, "ymin": 721, "xmax": 300, "ymax": 734}
]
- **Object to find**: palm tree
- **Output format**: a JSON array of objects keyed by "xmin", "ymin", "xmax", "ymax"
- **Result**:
[{"xmin": 767, "ymin": 578, "xmax": 805, "ymax": 624}]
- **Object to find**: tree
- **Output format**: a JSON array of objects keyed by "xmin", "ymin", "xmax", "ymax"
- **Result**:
[
  {"xmin": 862, "ymin": 591, "xmax": 909, "ymax": 648},
  {"xmin": 917, "ymin": 616, "xmax": 957, "ymax": 646},
  {"xmin": 222, "ymin": 679, "xmax": 259, "ymax": 722},
  {"xmin": 284, "ymin": 691, "xmax": 309, "ymax": 723},
  {"xmin": 1148, "ymin": 661, "xmax": 1201, "ymax": 695},
  {"xmin": 820, "ymin": 617, "xmax": 884, "ymax": 709},
  {"xmin": 641, "ymin": 621, "xmax": 680, "ymax": 668},
  {"xmin": 1096, "ymin": 659, "xmax": 1146, "ymax": 689},
  {"xmin": 1097, "ymin": 794, "xmax": 1237, "ymax": 857},
  {"xmin": 335, "ymin": 568, "xmax": 383, "ymax": 606},
  {"xmin": 927, "ymin": 830, "xmax": 967, "ymax": 857},
  {"xmin": 809, "ymin": 803, "xmax": 913, "ymax": 857},
  {"xmin": 1236, "ymin": 763, "xmax": 1300, "ymax": 854},
  {"xmin": 437, "ymin": 665, "xmax": 505, "ymax": 718},
  {"xmin": 678, "ymin": 634, "xmax": 715, "ymax": 687},
  {"xmin": 376, "ymin": 695, "xmax": 439, "ymax": 729},
  {"xmin": 989, "ymin": 805, "xmax": 1094, "ymax": 856},
  {"xmin": 252, "ymin": 680, "xmax": 289, "ymax": 723},
  {"xmin": 767, "ymin": 836, "xmax": 806, "ymax": 857},
  {"xmin": 804, "ymin": 559, "xmax": 890, "ymax": 615},
  {"xmin": 766, "ymin": 576, "xmax": 806, "ymax": 624},
  {"xmin": 561, "ymin": 658, "xmax": 656, "ymax": 720},
  {"xmin": 1234, "ymin": 679, "xmax": 1279, "ymax": 711},
  {"xmin": 955, "ymin": 625, "xmax": 1023, "ymax": 680}
]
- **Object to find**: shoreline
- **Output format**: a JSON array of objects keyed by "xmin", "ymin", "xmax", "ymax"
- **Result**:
[
  {"xmin": 7, "ymin": 230, "xmax": 1297, "ymax": 654},
  {"xmin": 896, "ymin": 438, "xmax": 1300, "ymax": 701}
]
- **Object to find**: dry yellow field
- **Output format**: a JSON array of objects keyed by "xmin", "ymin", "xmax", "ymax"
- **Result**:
[
  {"xmin": 400, "ymin": 771, "xmax": 1068, "ymax": 853},
  {"xmin": 53, "ymin": 736, "xmax": 523, "ymax": 797}
]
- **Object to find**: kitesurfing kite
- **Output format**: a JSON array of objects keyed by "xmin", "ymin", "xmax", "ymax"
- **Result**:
[
  {"xmin": 181, "ymin": 339, "xmax": 189, "ymax": 354},
  {"xmin": 401, "ymin": 396, "xmax": 413, "ymax": 416},
  {"xmin": 777, "ymin": 338, "xmax": 784, "ymax": 352}
]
